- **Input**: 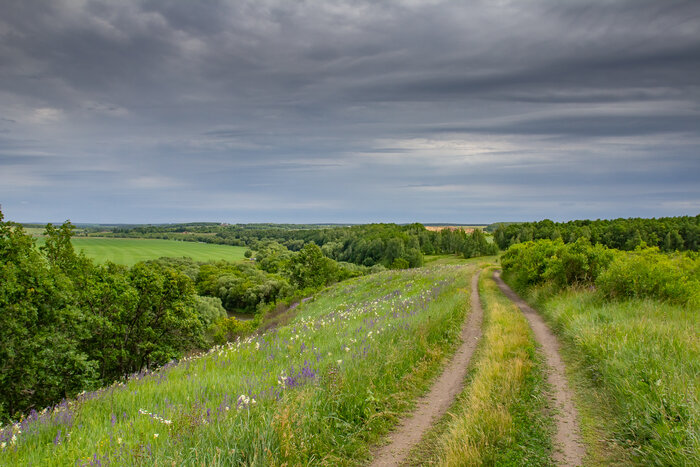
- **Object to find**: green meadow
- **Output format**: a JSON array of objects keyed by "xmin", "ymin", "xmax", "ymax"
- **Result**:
[
  {"xmin": 0, "ymin": 265, "xmax": 475, "ymax": 466},
  {"xmin": 35, "ymin": 237, "xmax": 247, "ymax": 266}
]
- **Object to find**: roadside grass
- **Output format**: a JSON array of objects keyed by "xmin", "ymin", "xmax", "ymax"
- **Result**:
[
  {"xmin": 515, "ymin": 281, "xmax": 700, "ymax": 466},
  {"xmin": 34, "ymin": 237, "xmax": 247, "ymax": 266},
  {"xmin": 0, "ymin": 265, "xmax": 474, "ymax": 466},
  {"xmin": 408, "ymin": 268, "xmax": 552, "ymax": 466}
]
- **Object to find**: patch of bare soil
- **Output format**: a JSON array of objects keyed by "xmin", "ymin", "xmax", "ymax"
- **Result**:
[
  {"xmin": 370, "ymin": 271, "xmax": 484, "ymax": 467},
  {"xmin": 493, "ymin": 271, "xmax": 585, "ymax": 466}
]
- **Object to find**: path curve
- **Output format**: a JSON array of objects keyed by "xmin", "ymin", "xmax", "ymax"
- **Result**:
[
  {"xmin": 370, "ymin": 270, "xmax": 484, "ymax": 466},
  {"xmin": 493, "ymin": 271, "xmax": 585, "ymax": 466}
]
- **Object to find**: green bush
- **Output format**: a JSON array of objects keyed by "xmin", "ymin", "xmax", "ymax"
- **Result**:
[
  {"xmin": 596, "ymin": 247, "xmax": 700, "ymax": 306},
  {"xmin": 502, "ymin": 239, "xmax": 700, "ymax": 307},
  {"xmin": 208, "ymin": 316, "xmax": 256, "ymax": 345}
]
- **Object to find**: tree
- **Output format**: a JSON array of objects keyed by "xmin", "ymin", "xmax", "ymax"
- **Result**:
[{"xmin": 286, "ymin": 243, "xmax": 339, "ymax": 289}]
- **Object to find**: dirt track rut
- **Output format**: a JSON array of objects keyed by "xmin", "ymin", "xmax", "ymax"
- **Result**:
[
  {"xmin": 493, "ymin": 270, "xmax": 585, "ymax": 466},
  {"xmin": 370, "ymin": 271, "xmax": 484, "ymax": 466}
]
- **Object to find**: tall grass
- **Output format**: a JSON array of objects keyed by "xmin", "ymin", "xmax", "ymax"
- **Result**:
[
  {"xmin": 0, "ymin": 265, "xmax": 473, "ymax": 466},
  {"xmin": 427, "ymin": 269, "xmax": 552, "ymax": 466},
  {"xmin": 519, "ymin": 283, "xmax": 700, "ymax": 465}
]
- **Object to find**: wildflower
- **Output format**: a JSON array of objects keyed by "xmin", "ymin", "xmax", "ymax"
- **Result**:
[
  {"xmin": 154, "ymin": 433, "xmax": 159, "ymax": 439},
  {"xmin": 1, "ymin": 442, "xmax": 5, "ymax": 449},
  {"xmin": 117, "ymin": 437, "xmax": 122, "ymax": 445},
  {"xmin": 345, "ymin": 346, "xmax": 350, "ymax": 352},
  {"xmin": 337, "ymin": 360, "xmax": 343, "ymax": 365}
]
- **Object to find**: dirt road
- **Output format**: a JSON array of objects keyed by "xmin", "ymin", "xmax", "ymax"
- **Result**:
[
  {"xmin": 493, "ymin": 271, "xmax": 585, "ymax": 466},
  {"xmin": 370, "ymin": 271, "xmax": 484, "ymax": 466}
]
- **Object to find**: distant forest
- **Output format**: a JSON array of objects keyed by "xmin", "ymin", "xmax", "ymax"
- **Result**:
[
  {"xmin": 104, "ymin": 223, "xmax": 499, "ymax": 266},
  {"xmin": 493, "ymin": 215, "xmax": 700, "ymax": 252}
]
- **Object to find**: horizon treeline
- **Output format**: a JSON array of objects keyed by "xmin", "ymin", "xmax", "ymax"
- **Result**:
[
  {"xmin": 104, "ymin": 223, "xmax": 498, "ymax": 265},
  {"xmin": 493, "ymin": 215, "xmax": 700, "ymax": 252}
]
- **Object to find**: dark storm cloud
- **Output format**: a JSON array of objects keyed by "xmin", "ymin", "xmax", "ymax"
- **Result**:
[{"xmin": 1, "ymin": 0, "xmax": 699, "ymax": 223}]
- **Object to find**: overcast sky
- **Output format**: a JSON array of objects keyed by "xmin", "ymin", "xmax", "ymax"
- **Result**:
[{"xmin": 1, "ymin": 0, "xmax": 699, "ymax": 224}]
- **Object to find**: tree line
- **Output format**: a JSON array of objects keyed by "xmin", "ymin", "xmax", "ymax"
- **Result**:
[
  {"xmin": 493, "ymin": 215, "xmax": 700, "ymax": 252},
  {"xmin": 501, "ymin": 237, "xmax": 700, "ymax": 307},
  {"xmin": 104, "ymin": 222, "xmax": 499, "ymax": 265}
]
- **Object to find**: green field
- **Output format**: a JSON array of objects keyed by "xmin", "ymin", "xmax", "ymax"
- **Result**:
[{"xmin": 35, "ymin": 237, "xmax": 247, "ymax": 266}]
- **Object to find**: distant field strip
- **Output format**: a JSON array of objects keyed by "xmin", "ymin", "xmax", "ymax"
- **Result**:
[{"xmin": 36, "ymin": 237, "xmax": 247, "ymax": 266}]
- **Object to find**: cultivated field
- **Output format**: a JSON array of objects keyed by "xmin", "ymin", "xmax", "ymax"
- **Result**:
[{"xmin": 35, "ymin": 237, "xmax": 247, "ymax": 266}]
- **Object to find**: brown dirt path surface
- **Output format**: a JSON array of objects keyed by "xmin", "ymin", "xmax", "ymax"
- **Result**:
[
  {"xmin": 370, "ymin": 271, "xmax": 484, "ymax": 467},
  {"xmin": 493, "ymin": 271, "xmax": 585, "ymax": 466}
]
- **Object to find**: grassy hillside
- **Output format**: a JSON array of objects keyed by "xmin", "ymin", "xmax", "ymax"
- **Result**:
[
  {"xmin": 508, "ymin": 281, "xmax": 700, "ymax": 465},
  {"xmin": 34, "ymin": 237, "xmax": 247, "ymax": 266},
  {"xmin": 0, "ymin": 265, "xmax": 475, "ymax": 465}
]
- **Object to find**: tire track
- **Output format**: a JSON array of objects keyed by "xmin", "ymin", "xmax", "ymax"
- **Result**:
[
  {"xmin": 493, "ymin": 271, "xmax": 585, "ymax": 466},
  {"xmin": 370, "ymin": 271, "xmax": 484, "ymax": 466}
]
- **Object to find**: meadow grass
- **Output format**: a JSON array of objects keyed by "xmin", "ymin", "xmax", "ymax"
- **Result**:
[
  {"xmin": 410, "ymin": 268, "xmax": 553, "ymax": 466},
  {"xmin": 34, "ymin": 237, "xmax": 247, "ymax": 266},
  {"xmin": 0, "ymin": 265, "xmax": 475, "ymax": 466},
  {"xmin": 518, "ymin": 282, "xmax": 700, "ymax": 465}
]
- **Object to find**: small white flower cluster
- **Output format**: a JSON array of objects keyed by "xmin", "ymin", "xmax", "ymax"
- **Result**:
[
  {"xmin": 237, "ymin": 394, "xmax": 256, "ymax": 408},
  {"xmin": 1, "ymin": 423, "xmax": 22, "ymax": 449},
  {"xmin": 138, "ymin": 408, "xmax": 172, "ymax": 425}
]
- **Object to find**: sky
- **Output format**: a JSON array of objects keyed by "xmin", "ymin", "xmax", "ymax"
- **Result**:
[{"xmin": 1, "ymin": 0, "xmax": 699, "ymax": 224}]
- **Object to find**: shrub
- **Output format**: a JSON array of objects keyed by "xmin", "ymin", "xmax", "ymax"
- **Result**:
[
  {"xmin": 596, "ymin": 247, "xmax": 700, "ymax": 306},
  {"xmin": 502, "ymin": 239, "xmax": 700, "ymax": 307}
]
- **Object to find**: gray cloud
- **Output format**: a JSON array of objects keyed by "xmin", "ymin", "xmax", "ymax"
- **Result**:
[{"xmin": 1, "ymin": 0, "xmax": 699, "ymax": 223}]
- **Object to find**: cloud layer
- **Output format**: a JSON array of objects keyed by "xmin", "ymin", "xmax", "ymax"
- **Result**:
[{"xmin": 1, "ymin": 0, "xmax": 699, "ymax": 223}]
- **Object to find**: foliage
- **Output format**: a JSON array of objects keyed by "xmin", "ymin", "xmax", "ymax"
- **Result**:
[
  {"xmin": 207, "ymin": 316, "xmax": 256, "ymax": 345},
  {"xmin": 0, "ymin": 212, "xmax": 205, "ymax": 422},
  {"xmin": 197, "ymin": 262, "xmax": 291, "ymax": 313},
  {"xmin": 285, "ymin": 243, "xmax": 339, "ymax": 289},
  {"xmin": 596, "ymin": 247, "xmax": 700, "ymax": 306},
  {"xmin": 461, "ymin": 229, "xmax": 499, "ymax": 258},
  {"xmin": 501, "ymin": 238, "xmax": 700, "ymax": 307},
  {"xmin": 194, "ymin": 295, "xmax": 228, "ymax": 328},
  {"xmin": 494, "ymin": 215, "xmax": 700, "ymax": 252}
]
